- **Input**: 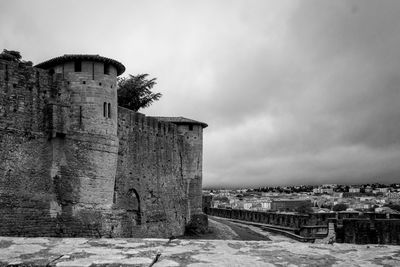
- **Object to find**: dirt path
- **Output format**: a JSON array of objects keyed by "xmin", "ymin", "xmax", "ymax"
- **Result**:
[
  {"xmin": 183, "ymin": 216, "xmax": 271, "ymax": 241},
  {"xmin": 210, "ymin": 216, "xmax": 271, "ymax": 241}
]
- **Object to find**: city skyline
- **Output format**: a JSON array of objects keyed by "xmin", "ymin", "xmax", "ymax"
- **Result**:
[{"xmin": 1, "ymin": 0, "xmax": 400, "ymax": 187}]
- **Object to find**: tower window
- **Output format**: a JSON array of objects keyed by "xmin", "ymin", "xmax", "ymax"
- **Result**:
[
  {"xmin": 104, "ymin": 63, "xmax": 110, "ymax": 75},
  {"xmin": 189, "ymin": 125, "xmax": 193, "ymax": 131},
  {"xmin": 79, "ymin": 106, "xmax": 83, "ymax": 126},
  {"xmin": 74, "ymin": 61, "xmax": 82, "ymax": 72},
  {"xmin": 103, "ymin": 102, "xmax": 111, "ymax": 118}
]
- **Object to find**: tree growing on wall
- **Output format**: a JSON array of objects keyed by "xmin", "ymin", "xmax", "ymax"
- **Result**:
[
  {"xmin": 117, "ymin": 74, "xmax": 162, "ymax": 111},
  {"xmin": 0, "ymin": 49, "xmax": 33, "ymax": 66},
  {"xmin": 384, "ymin": 203, "xmax": 400, "ymax": 212},
  {"xmin": 332, "ymin": 203, "xmax": 348, "ymax": 211},
  {"xmin": 296, "ymin": 204, "xmax": 313, "ymax": 214}
]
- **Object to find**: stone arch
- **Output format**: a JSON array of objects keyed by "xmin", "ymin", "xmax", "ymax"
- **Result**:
[{"xmin": 126, "ymin": 188, "xmax": 141, "ymax": 225}]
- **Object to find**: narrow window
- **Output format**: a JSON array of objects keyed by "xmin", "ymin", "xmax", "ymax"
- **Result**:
[
  {"xmin": 104, "ymin": 63, "xmax": 110, "ymax": 75},
  {"xmin": 74, "ymin": 61, "xmax": 82, "ymax": 72},
  {"xmin": 5, "ymin": 64, "xmax": 8, "ymax": 81},
  {"xmin": 108, "ymin": 103, "xmax": 111, "ymax": 118},
  {"xmin": 189, "ymin": 125, "xmax": 193, "ymax": 131},
  {"xmin": 103, "ymin": 102, "xmax": 107, "ymax": 117},
  {"xmin": 92, "ymin": 62, "xmax": 95, "ymax": 80},
  {"xmin": 79, "ymin": 106, "xmax": 83, "ymax": 126},
  {"xmin": 55, "ymin": 132, "xmax": 66, "ymax": 138}
]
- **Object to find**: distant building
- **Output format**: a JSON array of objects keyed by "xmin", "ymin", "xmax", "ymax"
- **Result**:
[
  {"xmin": 378, "ymin": 188, "xmax": 389, "ymax": 194},
  {"xmin": 313, "ymin": 188, "xmax": 321, "ymax": 194},
  {"xmin": 261, "ymin": 201, "xmax": 272, "ymax": 210},
  {"xmin": 271, "ymin": 199, "xmax": 312, "ymax": 212},
  {"xmin": 333, "ymin": 192, "xmax": 343, "ymax": 198},
  {"xmin": 322, "ymin": 184, "xmax": 336, "ymax": 187},
  {"xmin": 323, "ymin": 188, "xmax": 334, "ymax": 194},
  {"xmin": 386, "ymin": 192, "xmax": 400, "ymax": 204},
  {"xmin": 313, "ymin": 187, "xmax": 334, "ymax": 194},
  {"xmin": 243, "ymin": 202, "xmax": 253, "ymax": 210},
  {"xmin": 364, "ymin": 186, "xmax": 372, "ymax": 193},
  {"xmin": 349, "ymin": 187, "xmax": 361, "ymax": 193}
]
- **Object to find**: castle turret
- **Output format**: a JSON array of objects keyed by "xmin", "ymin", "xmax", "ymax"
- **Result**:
[
  {"xmin": 35, "ymin": 55, "xmax": 125, "ymax": 225},
  {"xmin": 153, "ymin": 117, "xmax": 207, "ymax": 224},
  {"xmin": 35, "ymin": 55, "xmax": 124, "ymax": 137}
]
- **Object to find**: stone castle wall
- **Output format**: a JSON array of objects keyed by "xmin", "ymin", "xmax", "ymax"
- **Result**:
[
  {"xmin": 0, "ymin": 59, "xmax": 70, "ymax": 236},
  {"xmin": 207, "ymin": 208, "xmax": 329, "ymax": 228},
  {"xmin": 207, "ymin": 207, "xmax": 400, "ymax": 244},
  {"xmin": 337, "ymin": 219, "xmax": 400, "ymax": 244},
  {"xmin": 114, "ymin": 107, "xmax": 188, "ymax": 237},
  {"xmin": 0, "ymin": 58, "xmax": 204, "ymax": 238}
]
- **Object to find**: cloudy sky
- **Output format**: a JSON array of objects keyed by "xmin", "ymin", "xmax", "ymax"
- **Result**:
[{"xmin": 1, "ymin": 0, "xmax": 400, "ymax": 188}]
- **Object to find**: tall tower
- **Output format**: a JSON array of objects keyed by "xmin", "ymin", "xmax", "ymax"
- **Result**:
[
  {"xmin": 35, "ymin": 55, "xmax": 125, "ymax": 224},
  {"xmin": 153, "ymin": 117, "xmax": 207, "ymax": 222}
]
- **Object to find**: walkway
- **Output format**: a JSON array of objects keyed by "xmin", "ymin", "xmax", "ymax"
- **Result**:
[{"xmin": 1, "ymin": 236, "xmax": 400, "ymax": 266}]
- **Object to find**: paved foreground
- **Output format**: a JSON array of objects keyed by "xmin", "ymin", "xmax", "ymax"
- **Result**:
[{"xmin": 1, "ymin": 236, "xmax": 400, "ymax": 266}]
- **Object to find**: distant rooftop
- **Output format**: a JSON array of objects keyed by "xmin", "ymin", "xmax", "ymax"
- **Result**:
[
  {"xmin": 152, "ymin": 116, "xmax": 208, "ymax": 128},
  {"xmin": 35, "ymin": 54, "xmax": 125, "ymax": 75}
]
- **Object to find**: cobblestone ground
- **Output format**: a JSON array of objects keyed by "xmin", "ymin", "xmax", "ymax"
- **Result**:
[{"xmin": 1, "ymin": 236, "xmax": 400, "ymax": 266}]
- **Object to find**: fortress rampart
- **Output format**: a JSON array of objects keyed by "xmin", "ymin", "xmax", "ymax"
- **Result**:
[
  {"xmin": 113, "ymin": 108, "xmax": 187, "ymax": 237},
  {"xmin": 206, "ymin": 207, "xmax": 400, "ymax": 244},
  {"xmin": 0, "ymin": 55, "xmax": 207, "ymax": 238}
]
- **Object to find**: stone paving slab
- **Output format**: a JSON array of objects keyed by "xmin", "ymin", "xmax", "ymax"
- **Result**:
[{"xmin": 0, "ymin": 236, "xmax": 400, "ymax": 266}]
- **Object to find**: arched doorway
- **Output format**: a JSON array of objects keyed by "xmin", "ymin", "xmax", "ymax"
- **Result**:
[{"xmin": 126, "ymin": 188, "xmax": 141, "ymax": 225}]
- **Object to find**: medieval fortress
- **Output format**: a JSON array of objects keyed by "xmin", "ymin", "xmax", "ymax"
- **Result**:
[{"xmin": 0, "ymin": 54, "xmax": 207, "ymax": 237}]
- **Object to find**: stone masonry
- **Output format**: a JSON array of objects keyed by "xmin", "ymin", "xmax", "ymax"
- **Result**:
[{"xmin": 0, "ymin": 54, "xmax": 207, "ymax": 238}]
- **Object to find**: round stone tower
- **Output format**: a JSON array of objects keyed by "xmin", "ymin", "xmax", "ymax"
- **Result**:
[
  {"xmin": 153, "ymin": 117, "xmax": 208, "ymax": 221},
  {"xmin": 173, "ymin": 118, "xmax": 208, "ymax": 232},
  {"xmin": 35, "ymin": 55, "xmax": 125, "ymax": 228},
  {"xmin": 176, "ymin": 121, "xmax": 206, "ymax": 218}
]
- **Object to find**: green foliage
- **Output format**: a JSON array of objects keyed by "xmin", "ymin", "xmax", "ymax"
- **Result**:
[
  {"xmin": 333, "ymin": 203, "xmax": 348, "ymax": 211},
  {"xmin": 0, "ymin": 49, "xmax": 32, "ymax": 66},
  {"xmin": 296, "ymin": 204, "xmax": 313, "ymax": 214},
  {"xmin": 117, "ymin": 74, "xmax": 162, "ymax": 111},
  {"xmin": 213, "ymin": 196, "xmax": 229, "ymax": 203},
  {"xmin": 384, "ymin": 203, "xmax": 400, "ymax": 212},
  {"xmin": 0, "ymin": 49, "xmax": 21, "ymax": 61},
  {"xmin": 367, "ymin": 205, "xmax": 378, "ymax": 212},
  {"xmin": 184, "ymin": 214, "xmax": 209, "ymax": 236}
]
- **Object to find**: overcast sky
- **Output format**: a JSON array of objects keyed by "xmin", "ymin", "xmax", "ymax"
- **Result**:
[{"xmin": 1, "ymin": 0, "xmax": 400, "ymax": 188}]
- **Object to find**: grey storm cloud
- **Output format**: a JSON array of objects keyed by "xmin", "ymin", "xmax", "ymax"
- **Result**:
[
  {"xmin": 203, "ymin": 0, "xmax": 400, "ymax": 187},
  {"xmin": 1, "ymin": 0, "xmax": 399, "ymax": 187}
]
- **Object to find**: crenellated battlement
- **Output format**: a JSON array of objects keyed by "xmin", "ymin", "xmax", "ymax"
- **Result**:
[{"xmin": 118, "ymin": 106, "xmax": 179, "ymax": 137}]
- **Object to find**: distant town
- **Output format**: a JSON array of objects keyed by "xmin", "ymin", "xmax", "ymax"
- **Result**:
[{"xmin": 204, "ymin": 183, "xmax": 400, "ymax": 215}]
